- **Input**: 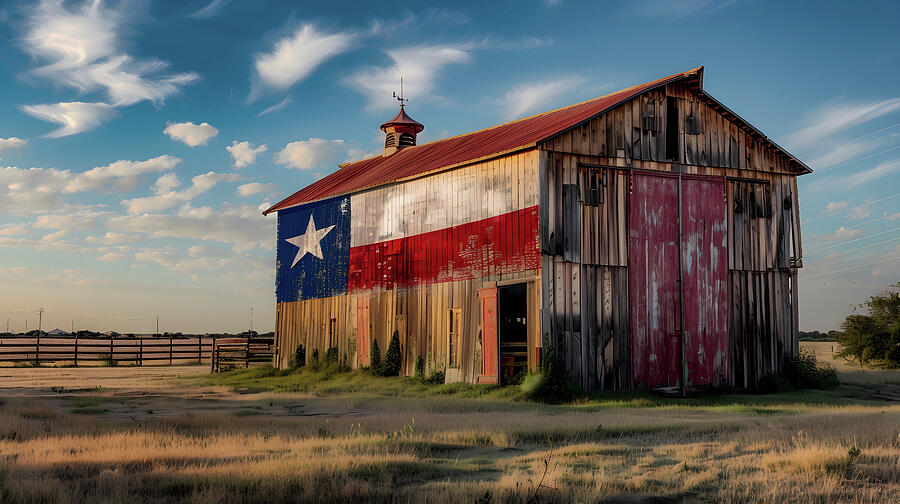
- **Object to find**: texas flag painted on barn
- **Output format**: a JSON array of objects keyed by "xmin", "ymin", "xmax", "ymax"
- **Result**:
[
  {"xmin": 276, "ymin": 195, "xmax": 351, "ymax": 302},
  {"xmin": 276, "ymin": 163, "xmax": 541, "ymax": 302}
]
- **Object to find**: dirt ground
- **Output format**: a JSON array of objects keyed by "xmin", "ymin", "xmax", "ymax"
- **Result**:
[{"xmin": 0, "ymin": 344, "xmax": 898, "ymax": 503}]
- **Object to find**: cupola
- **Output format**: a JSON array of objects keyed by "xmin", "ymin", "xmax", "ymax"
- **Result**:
[{"xmin": 380, "ymin": 104, "xmax": 424, "ymax": 156}]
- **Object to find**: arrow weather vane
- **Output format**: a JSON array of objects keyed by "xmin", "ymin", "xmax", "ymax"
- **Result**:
[{"xmin": 392, "ymin": 77, "xmax": 407, "ymax": 106}]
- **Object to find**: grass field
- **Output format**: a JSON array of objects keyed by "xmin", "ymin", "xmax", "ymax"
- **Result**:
[{"xmin": 0, "ymin": 343, "xmax": 898, "ymax": 503}]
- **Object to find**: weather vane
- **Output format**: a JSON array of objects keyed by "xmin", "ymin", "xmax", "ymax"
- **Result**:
[{"xmin": 392, "ymin": 77, "xmax": 408, "ymax": 107}]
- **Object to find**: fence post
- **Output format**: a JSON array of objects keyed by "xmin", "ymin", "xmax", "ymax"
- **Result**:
[
  {"xmin": 169, "ymin": 336, "xmax": 173, "ymax": 365},
  {"xmin": 245, "ymin": 337, "xmax": 250, "ymax": 368},
  {"xmin": 74, "ymin": 335, "xmax": 79, "ymax": 367},
  {"xmin": 210, "ymin": 336, "xmax": 216, "ymax": 372},
  {"xmin": 35, "ymin": 332, "xmax": 40, "ymax": 364},
  {"xmin": 109, "ymin": 336, "xmax": 114, "ymax": 365},
  {"xmin": 139, "ymin": 337, "xmax": 143, "ymax": 366},
  {"xmin": 197, "ymin": 337, "xmax": 202, "ymax": 365}
]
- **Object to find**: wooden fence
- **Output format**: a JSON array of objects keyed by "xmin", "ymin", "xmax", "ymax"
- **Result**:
[{"xmin": 0, "ymin": 336, "xmax": 274, "ymax": 371}]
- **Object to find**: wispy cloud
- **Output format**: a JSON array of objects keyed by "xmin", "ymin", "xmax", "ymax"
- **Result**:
[
  {"xmin": 164, "ymin": 122, "xmax": 219, "ymax": 147},
  {"xmin": 187, "ymin": 0, "xmax": 231, "ymax": 19},
  {"xmin": 628, "ymin": 0, "xmax": 736, "ymax": 18},
  {"xmin": 250, "ymin": 23, "xmax": 354, "ymax": 101},
  {"xmin": 345, "ymin": 44, "xmax": 470, "ymax": 111},
  {"xmin": 20, "ymin": 102, "xmax": 116, "ymax": 138},
  {"xmin": 20, "ymin": 0, "xmax": 198, "ymax": 135},
  {"xmin": 787, "ymin": 98, "xmax": 900, "ymax": 151},
  {"xmin": 237, "ymin": 182, "xmax": 278, "ymax": 197},
  {"xmin": 496, "ymin": 76, "xmax": 584, "ymax": 119},
  {"xmin": 256, "ymin": 96, "xmax": 292, "ymax": 117}
]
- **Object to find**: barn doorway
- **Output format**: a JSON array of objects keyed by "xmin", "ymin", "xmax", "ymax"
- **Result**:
[{"xmin": 498, "ymin": 283, "xmax": 528, "ymax": 383}]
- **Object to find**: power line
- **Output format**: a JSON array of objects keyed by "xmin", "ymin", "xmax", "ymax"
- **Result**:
[
  {"xmin": 804, "ymin": 255, "xmax": 900, "ymax": 280},
  {"xmin": 805, "ymin": 235, "xmax": 900, "ymax": 261},
  {"xmin": 817, "ymin": 228, "xmax": 899, "ymax": 252},
  {"xmin": 807, "ymin": 193, "xmax": 900, "ymax": 223}
]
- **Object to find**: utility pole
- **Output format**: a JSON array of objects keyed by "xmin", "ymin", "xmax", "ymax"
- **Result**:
[
  {"xmin": 71, "ymin": 320, "xmax": 74, "ymax": 334},
  {"xmin": 155, "ymin": 315, "xmax": 160, "ymax": 337},
  {"xmin": 38, "ymin": 307, "xmax": 44, "ymax": 334},
  {"xmin": 250, "ymin": 307, "xmax": 254, "ymax": 335}
]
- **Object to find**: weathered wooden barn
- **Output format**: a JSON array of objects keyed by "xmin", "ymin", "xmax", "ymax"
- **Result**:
[{"xmin": 264, "ymin": 67, "xmax": 810, "ymax": 391}]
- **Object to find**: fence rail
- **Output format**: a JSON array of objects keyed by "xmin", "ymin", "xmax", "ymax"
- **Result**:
[{"xmin": 0, "ymin": 336, "xmax": 274, "ymax": 371}]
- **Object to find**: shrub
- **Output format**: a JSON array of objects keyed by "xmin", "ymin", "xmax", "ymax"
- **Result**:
[
  {"xmin": 291, "ymin": 344, "xmax": 306, "ymax": 369},
  {"xmin": 426, "ymin": 369, "xmax": 445, "ymax": 385},
  {"xmin": 836, "ymin": 285, "xmax": 900, "ymax": 368},
  {"xmin": 324, "ymin": 347, "xmax": 339, "ymax": 364},
  {"xmin": 784, "ymin": 349, "xmax": 839, "ymax": 390},
  {"xmin": 521, "ymin": 346, "xmax": 575, "ymax": 403},
  {"xmin": 370, "ymin": 339, "xmax": 382, "ymax": 373},
  {"xmin": 311, "ymin": 348, "xmax": 319, "ymax": 364},
  {"xmin": 414, "ymin": 356, "xmax": 425, "ymax": 379},
  {"xmin": 381, "ymin": 330, "xmax": 402, "ymax": 376}
]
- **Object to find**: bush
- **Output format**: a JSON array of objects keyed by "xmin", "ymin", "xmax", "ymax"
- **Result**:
[
  {"xmin": 370, "ymin": 339, "xmax": 381, "ymax": 373},
  {"xmin": 414, "ymin": 356, "xmax": 425, "ymax": 379},
  {"xmin": 836, "ymin": 285, "xmax": 900, "ymax": 368},
  {"xmin": 324, "ymin": 347, "xmax": 339, "ymax": 364},
  {"xmin": 521, "ymin": 347, "xmax": 575, "ymax": 403},
  {"xmin": 311, "ymin": 348, "xmax": 319, "ymax": 364},
  {"xmin": 381, "ymin": 330, "xmax": 402, "ymax": 376},
  {"xmin": 784, "ymin": 349, "xmax": 839, "ymax": 390},
  {"xmin": 291, "ymin": 344, "xmax": 306, "ymax": 369},
  {"xmin": 426, "ymin": 369, "xmax": 445, "ymax": 384}
]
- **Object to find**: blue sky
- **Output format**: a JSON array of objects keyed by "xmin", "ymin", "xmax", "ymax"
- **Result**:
[{"xmin": 0, "ymin": 0, "xmax": 897, "ymax": 334}]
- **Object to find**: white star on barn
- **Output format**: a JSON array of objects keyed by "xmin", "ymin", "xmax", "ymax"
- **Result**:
[{"xmin": 285, "ymin": 215, "xmax": 335, "ymax": 267}]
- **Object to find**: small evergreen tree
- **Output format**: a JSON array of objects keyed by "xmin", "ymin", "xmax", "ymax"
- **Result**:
[
  {"xmin": 292, "ymin": 343, "xmax": 306, "ymax": 369},
  {"xmin": 370, "ymin": 338, "xmax": 381, "ymax": 373},
  {"xmin": 382, "ymin": 330, "xmax": 402, "ymax": 376}
]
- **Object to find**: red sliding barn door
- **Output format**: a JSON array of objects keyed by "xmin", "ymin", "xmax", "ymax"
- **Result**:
[
  {"xmin": 478, "ymin": 287, "xmax": 498, "ymax": 384},
  {"xmin": 628, "ymin": 172, "xmax": 728, "ymax": 389}
]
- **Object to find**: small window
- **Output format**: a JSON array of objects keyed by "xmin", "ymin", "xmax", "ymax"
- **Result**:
[
  {"xmin": 750, "ymin": 187, "xmax": 772, "ymax": 219},
  {"xmin": 642, "ymin": 99, "xmax": 661, "ymax": 131},
  {"xmin": 582, "ymin": 168, "xmax": 606, "ymax": 206},
  {"xmin": 666, "ymin": 97, "xmax": 679, "ymax": 161},
  {"xmin": 685, "ymin": 112, "xmax": 701, "ymax": 135},
  {"xmin": 384, "ymin": 132, "xmax": 396, "ymax": 148},
  {"xmin": 448, "ymin": 309, "xmax": 461, "ymax": 368},
  {"xmin": 398, "ymin": 133, "xmax": 415, "ymax": 147}
]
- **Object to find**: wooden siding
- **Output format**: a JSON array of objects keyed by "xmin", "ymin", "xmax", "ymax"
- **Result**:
[
  {"xmin": 274, "ymin": 151, "xmax": 542, "ymax": 383},
  {"xmin": 539, "ymin": 81, "xmax": 804, "ymax": 391}
]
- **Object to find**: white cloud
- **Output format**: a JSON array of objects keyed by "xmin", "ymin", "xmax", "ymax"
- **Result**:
[
  {"xmin": 227, "ymin": 141, "xmax": 268, "ymax": 168},
  {"xmin": 188, "ymin": 0, "xmax": 231, "ymax": 19},
  {"xmin": 885, "ymin": 211, "xmax": 900, "ymax": 221},
  {"xmin": 825, "ymin": 200, "xmax": 849, "ymax": 213},
  {"xmin": 826, "ymin": 226, "xmax": 863, "ymax": 241},
  {"xmin": 164, "ymin": 121, "xmax": 219, "ymax": 147},
  {"xmin": 256, "ymin": 96, "xmax": 292, "ymax": 117},
  {"xmin": 251, "ymin": 23, "xmax": 354, "ymax": 100},
  {"xmin": 122, "ymin": 172, "xmax": 238, "ymax": 214},
  {"xmin": 845, "ymin": 160, "xmax": 900, "ymax": 187},
  {"xmin": 41, "ymin": 229, "xmax": 68, "ymax": 242},
  {"xmin": 344, "ymin": 44, "xmax": 470, "ymax": 111},
  {"xmin": 0, "ymin": 155, "xmax": 179, "ymax": 214},
  {"xmin": 85, "ymin": 232, "xmax": 142, "ymax": 245},
  {"xmin": 237, "ymin": 182, "xmax": 278, "ymax": 197},
  {"xmin": 20, "ymin": 102, "xmax": 116, "ymax": 137},
  {"xmin": 96, "ymin": 251, "xmax": 126, "ymax": 262},
  {"xmin": 786, "ymin": 98, "xmax": 900, "ymax": 151},
  {"xmin": 0, "ymin": 137, "xmax": 27, "ymax": 155},
  {"xmin": 808, "ymin": 139, "xmax": 882, "ymax": 170},
  {"xmin": 275, "ymin": 138, "xmax": 358, "ymax": 170},
  {"xmin": 0, "ymin": 224, "xmax": 28, "ymax": 236},
  {"xmin": 107, "ymin": 203, "xmax": 274, "ymax": 252},
  {"xmin": 34, "ymin": 209, "xmax": 107, "ymax": 230},
  {"xmin": 497, "ymin": 77, "xmax": 584, "ymax": 119},
  {"xmin": 849, "ymin": 206, "xmax": 870, "ymax": 219},
  {"xmin": 20, "ymin": 1, "xmax": 197, "ymax": 135}
]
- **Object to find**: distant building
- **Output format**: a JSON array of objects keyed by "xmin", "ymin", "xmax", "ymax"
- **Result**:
[
  {"xmin": 265, "ymin": 67, "xmax": 809, "ymax": 390},
  {"xmin": 47, "ymin": 328, "xmax": 68, "ymax": 336}
]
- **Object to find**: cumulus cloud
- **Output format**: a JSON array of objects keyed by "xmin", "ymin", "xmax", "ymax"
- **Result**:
[
  {"xmin": 237, "ymin": 182, "xmax": 278, "ymax": 196},
  {"xmin": 20, "ymin": 102, "xmax": 116, "ymax": 137},
  {"xmin": 251, "ymin": 23, "xmax": 354, "ymax": 100},
  {"xmin": 121, "ymin": 171, "xmax": 239, "ymax": 214},
  {"xmin": 496, "ymin": 77, "xmax": 584, "ymax": 119},
  {"xmin": 884, "ymin": 211, "xmax": 900, "ymax": 221},
  {"xmin": 344, "ymin": 44, "xmax": 470, "ymax": 111},
  {"xmin": 107, "ymin": 203, "xmax": 274, "ymax": 252},
  {"xmin": 0, "ymin": 224, "xmax": 28, "ymax": 236},
  {"xmin": 85, "ymin": 232, "xmax": 142, "ymax": 245},
  {"xmin": 227, "ymin": 141, "xmax": 267, "ymax": 168},
  {"xmin": 34, "ymin": 209, "xmax": 108, "ymax": 231},
  {"xmin": 825, "ymin": 200, "xmax": 849, "ymax": 213},
  {"xmin": 20, "ymin": 1, "xmax": 197, "ymax": 135},
  {"xmin": 826, "ymin": 226, "xmax": 863, "ymax": 241},
  {"xmin": 0, "ymin": 155, "xmax": 179, "ymax": 214},
  {"xmin": 275, "ymin": 138, "xmax": 362, "ymax": 170},
  {"xmin": 0, "ymin": 137, "xmax": 27, "ymax": 155},
  {"xmin": 164, "ymin": 121, "xmax": 219, "ymax": 147}
]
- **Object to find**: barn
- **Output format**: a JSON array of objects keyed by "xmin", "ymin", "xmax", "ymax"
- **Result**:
[{"xmin": 263, "ymin": 66, "xmax": 810, "ymax": 391}]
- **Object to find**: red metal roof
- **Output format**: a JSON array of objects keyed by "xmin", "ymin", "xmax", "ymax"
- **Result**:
[{"xmin": 266, "ymin": 66, "xmax": 805, "ymax": 215}]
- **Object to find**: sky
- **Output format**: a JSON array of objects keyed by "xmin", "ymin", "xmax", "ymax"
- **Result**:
[{"xmin": 0, "ymin": 0, "xmax": 897, "ymax": 334}]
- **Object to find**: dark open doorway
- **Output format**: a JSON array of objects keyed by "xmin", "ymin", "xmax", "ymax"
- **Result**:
[{"xmin": 498, "ymin": 283, "xmax": 528, "ymax": 383}]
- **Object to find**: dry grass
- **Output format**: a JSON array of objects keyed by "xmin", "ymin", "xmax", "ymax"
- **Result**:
[{"xmin": 0, "ymin": 347, "xmax": 898, "ymax": 503}]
